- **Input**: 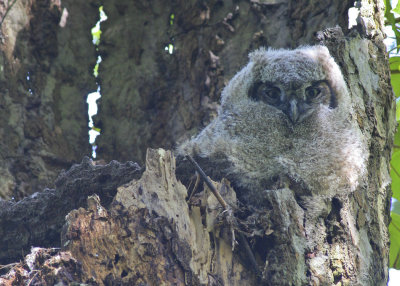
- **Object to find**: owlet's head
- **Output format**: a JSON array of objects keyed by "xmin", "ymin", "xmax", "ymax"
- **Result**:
[{"xmin": 220, "ymin": 45, "xmax": 344, "ymax": 125}]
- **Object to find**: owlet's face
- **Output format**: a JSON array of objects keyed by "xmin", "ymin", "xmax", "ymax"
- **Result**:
[{"xmin": 248, "ymin": 79, "xmax": 336, "ymax": 124}]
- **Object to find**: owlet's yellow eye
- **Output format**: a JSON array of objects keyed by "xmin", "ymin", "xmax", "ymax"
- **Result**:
[
  {"xmin": 305, "ymin": 86, "xmax": 321, "ymax": 99},
  {"xmin": 250, "ymin": 82, "xmax": 281, "ymax": 105}
]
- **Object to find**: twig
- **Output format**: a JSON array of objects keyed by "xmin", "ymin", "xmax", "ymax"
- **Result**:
[
  {"xmin": 0, "ymin": 262, "xmax": 18, "ymax": 270},
  {"xmin": 238, "ymin": 232, "xmax": 259, "ymax": 276},
  {"xmin": 0, "ymin": 0, "xmax": 18, "ymax": 29},
  {"xmin": 185, "ymin": 155, "xmax": 229, "ymax": 209},
  {"xmin": 27, "ymin": 270, "xmax": 39, "ymax": 286},
  {"xmin": 185, "ymin": 155, "xmax": 261, "ymax": 277},
  {"xmin": 187, "ymin": 172, "xmax": 200, "ymax": 202}
]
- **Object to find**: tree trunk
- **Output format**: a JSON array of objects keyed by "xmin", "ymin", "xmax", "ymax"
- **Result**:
[{"xmin": 0, "ymin": 0, "xmax": 96, "ymax": 200}]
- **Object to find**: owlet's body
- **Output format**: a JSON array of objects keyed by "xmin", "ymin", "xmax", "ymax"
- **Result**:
[{"xmin": 178, "ymin": 46, "xmax": 367, "ymax": 200}]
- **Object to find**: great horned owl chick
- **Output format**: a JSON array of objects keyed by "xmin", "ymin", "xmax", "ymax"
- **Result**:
[{"xmin": 178, "ymin": 46, "xmax": 367, "ymax": 202}]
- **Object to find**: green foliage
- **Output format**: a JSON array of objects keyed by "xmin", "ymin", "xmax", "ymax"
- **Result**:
[
  {"xmin": 385, "ymin": 0, "xmax": 400, "ymax": 52},
  {"xmin": 390, "ymin": 212, "xmax": 400, "ymax": 268},
  {"xmin": 390, "ymin": 108, "xmax": 400, "ymax": 269},
  {"xmin": 93, "ymin": 62, "xmax": 99, "ymax": 77},
  {"xmin": 91, "ymin": 6, "xmax": 107, "ymax": 46},
  {"xmin": 92, "ymin": 126, "xmax": 101, "ymax": 133},
  {"xmin": 91, "ymin": 27, "xmax": 101, "ymax": 46},
  {"xmin": 88, "ymin": 6, "xmax": 107, "ymax": 157},
  {"xmin": 387, "ymin": 0, "xmax": 400, "ymax": 269}
]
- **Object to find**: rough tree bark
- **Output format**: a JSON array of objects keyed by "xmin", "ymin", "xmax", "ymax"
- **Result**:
[
  {"xmin": 0, "ymin": 0, "xmax": 96, "ymax": 200},
  {"xmin": 0, "ymin": 0, "xmax": 395, "ymax": 285}
]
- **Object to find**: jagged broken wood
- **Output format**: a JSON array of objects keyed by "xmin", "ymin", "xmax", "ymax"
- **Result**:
[
  {"xmin": 185, "ymin": 154, "xmax": 261, "ymax": 277},
  {"xmin": 59, "ymin": 149, "xmax": 256, "ymax": 285},
  {"xmin": 1, "ymin": 149, "xmax": 259, "ymax": 285},
  {"xmin": 0, "ymin": 157, "xmax": 142, "ymax": 264}
]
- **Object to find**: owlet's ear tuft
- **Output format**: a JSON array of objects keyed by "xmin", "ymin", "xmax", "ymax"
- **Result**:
[{"xmin": 249, "ymin": 47, "xmax": 268, "ymax": 63}]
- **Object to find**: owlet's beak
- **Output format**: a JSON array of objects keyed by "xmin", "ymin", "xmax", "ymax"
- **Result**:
[
  {"xmin": 288, "ymin": 99, "xmax": 299, "ymax": 123},
  {"xmin": 285, "ymin": 99, "xmax": 313, "ymax": 124}
]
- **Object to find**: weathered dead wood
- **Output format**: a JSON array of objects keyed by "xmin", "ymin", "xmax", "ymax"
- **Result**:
[
  {"xmin": 0, "ymin": 157, "xmax": 142, "ymax": 264},
  {"xmin": 60, "ymin": 149, "xmax": 255, "ymax": 285},
  {"xmin": 0, "ymin": 248, "xmax": 85, "ymax": 285}
]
